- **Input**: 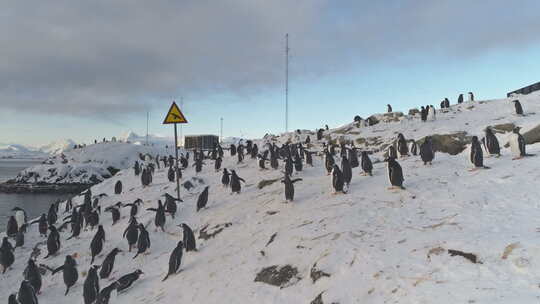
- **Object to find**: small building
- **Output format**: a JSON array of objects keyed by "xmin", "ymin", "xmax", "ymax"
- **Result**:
[
  {"xmin": 184, "ymin": 134, "xmax": 219, "ymax": 150},
  {"xmin": 507, "ymin": 81, "xmax": 540, "ymax": 97}
]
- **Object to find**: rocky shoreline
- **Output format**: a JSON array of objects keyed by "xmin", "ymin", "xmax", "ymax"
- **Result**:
[{"xmin": 0, "ymin": 181, "xmax": 93, "ymax": 194}]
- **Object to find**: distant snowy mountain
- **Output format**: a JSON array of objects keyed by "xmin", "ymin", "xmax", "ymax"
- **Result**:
[
  {"xmin": 39, "ymin": 139, "xmax": 77, "ymax": 155},
  {"xmin": 120, "ymin": 131, "xmax": 174, "ymax": 146},
  {"xmin": 0, "ymin": 143, "xmax": 47, "ymax": 159}
]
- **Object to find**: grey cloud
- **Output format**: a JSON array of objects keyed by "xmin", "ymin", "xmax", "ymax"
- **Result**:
[{"xmin": 1, "ymin": 0, "xmax": 539, "ymax": 117}]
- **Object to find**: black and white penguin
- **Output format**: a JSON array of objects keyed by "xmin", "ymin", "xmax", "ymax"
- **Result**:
[
  {"xmin": 7, "ymin": 216, "xmax": 18, "ymax": 238},
  {"xmin": 387, "ymin": 104, "xmax": 393, "ymax": 113},
  {"xmin": 116, "ymin": 269, "xmax": 143, "ymax": 293},
  {"xmin": 458, "ymin": 93, "xmax": 463, "ymax": 104},
  {"xmin": 64, "ymin": 198, "xmax": 73, "ymax": 214},
  {"xmin": 470, "ymin": 136, "xmax": 485, "ymax": 168},
  {"xmin": 427, "ymin": 105, "xmax": 436, "ymax": 121},
  {"xmin": 468, "ymin": 92, "xmax": 474, "ymax": 102},
  {"xmin": 83, "ymin": 265, "xmax": 100, "ymax": 304},
  {"xmin": 8, "ymin": 294, "xmax": 18, "ymax": 304},
  {"xmin": 17, "ymin": 281, "xmax": 38, "ymax": 304},
  {"xmin": 0, "ymin": 237, "xmax": 14, "ymax": 273},
  {"xmin": 230, "ymin": 170, "xmax": 245, "ymax": 194},
  {"xmin": 114, "ymin": 181, "xmax": 122, "ymax": 195},
  {"xmin": 167, "ymin": 166, "xmax": 175, "ymax": 182},
  {"xmin": 341, "ymin": 156, "xmax": 352, "ymax": 188},
  {"xmin": 99, "ymin": 248, "xmax": 121, "ymax": 279},
  {"xmin": 193, "ymin": 158, "xmax": 204, "ymax": 173},
  {"xmin": 360, "ymin": 151, "xmax": 373, "ymax": 176},
  {"xmin": 512, "ymin": 100, "xmax": 524, "ymax": 115},
  {"xmin": 396, "ymin": 133, "xmax": 409, "ymax": 157},
  {"xmin": 221, "ymin": 168, "xmax": 231, "ymax": 187},
  {"xmin": 387, "ymin": 145, "xmax": 398, "ymax": 159},
  {"xmin": 123, "ymin": 199, "xmax": 142, "ymax": 218},
  {"xmin": 293, "ymin": 153, "xmax": 303, "ymax": 172},
  {"xmin": 196, "ymin": 186, "xmax": 209, "ymax": 212},
  {"xmin": 96, "ymin": 282, "xmax": 119, "ymax": 304},
  {"xmin": 147, "ymin": 200, "xmax": 166, "ymax": 232},
  {"xmin": 133, "ymin": 161, "xmax": 140, "ymax": 176},
  {"xmin": 420, "ymin": 106, "xmax": 427, "ymax": 122},
  {"xmin": 163, "ymin": 194, "xmax": 178, "ymax": 219},
  {"xmin": 419, "ymin": 137, "xmax": 435, "ymax": 165},
  {"xmin": 348, "ymin": 148, "xmax": 359, "ymax": 168},
  {"xmin": 509, "ymin": 127, "xmax": 527, "ymax": 159},
  {"xmin": 304, "ymin": 150, "xmax": 316, "ymax": 167},
  {"xmin": 331, "ymin": 164, "xmax": 345, "ymax": 194},
  {"xmin": 214, "ymin": 157, "xmax": 222, "ymax": 172},
  {"xmin": 47, "ymin": 204, "xmax": 58, "ymax": 226},
  {"xmin": 162, "ymin": 241, "xmax": 184, "ymax": 281},
  {"xmin": 133, "ymin": 224, "xmax": 150, "ymax": 259},
  {"xmin": 44, "ymin": 225, "xmax": 60, "ymax": 258},
  {"xmin": 90, "ymin": 225, "xmax": 106, "ymax": 264},
  {"xmin": 12, "ymin": 207, "xmax": 27, "ymax": 229},
  {"xmin": 386, "ymin": 157, "xmax": 405, "ymax": 189},
  {"xmin": 15, "ymin": 225, "xmax": 25, "ymax": 248},
  {"xmin": 52, "ymin": 255, "xmax": 78, "ymax": 296},
  {"xmin": 410, "ymin": 141, "xmax": 418, "ymax": 156},
  {"xmin": 284, "ymin": 157, "xmax": 293, "ymax": 176},
  {"xmin": 257, "ymin": 153, "xmax": 268, "ymax": 170},
  {"xmin": 482, "ymin": 127, "xmax": 500, "ymax": 157},
  {"xmin": 444, "ymin": 98, "xmax": 450, "ymax": 108},
  {"xmin": 180, "ymin": 223, "xmax": 197, "ymax": 252},
  {"xmin": 23, "ymin": 259, "xmax": 42, "ymax": 295},
  {"xmin": 35, "ymin": 214, "xmax": 48, "ymax": 237},
  {"xmin": 282, "ymin": 174, "xmax": 302, "ymax": 202},
  {"xmin": 230, "ymin": 144, "xmax": 237, "ymax": 156},
  {"xmin": 104, "ymin": 203, "xmax": 121, "ymax": 226},
  {"xmin": 123, "ymin": 218, "xmax": 139, "ymax": 252},
  {"xmin": 324, "ymin": 150, "xmax": 334, "ymax": 175}
]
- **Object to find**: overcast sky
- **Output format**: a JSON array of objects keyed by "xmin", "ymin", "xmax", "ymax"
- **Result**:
[{"xmin": 2, "ymin": 1, "xmax": 540, "ymax": 146}]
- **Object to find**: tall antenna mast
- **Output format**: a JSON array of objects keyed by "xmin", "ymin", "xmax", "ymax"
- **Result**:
[{"xmin": 285, "ymin": 33, "xmax": 289, "ymax": 133}]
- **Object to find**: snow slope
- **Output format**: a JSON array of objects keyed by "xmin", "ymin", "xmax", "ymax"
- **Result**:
[
  {"xmin": 39, "ymin": 139, "xmax": 78, "ymax": 155},
  {"xmin": 2, "ymin": 93, "xmax": 540, "ymax": 303}
]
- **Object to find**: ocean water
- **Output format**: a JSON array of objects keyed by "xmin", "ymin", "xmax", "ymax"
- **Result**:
[{"xmin": 0, "ymin": 159, "xmax": 71, "ymax": 230}]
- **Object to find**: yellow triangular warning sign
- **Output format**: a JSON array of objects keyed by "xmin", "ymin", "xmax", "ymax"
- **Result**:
[{"xmin": 163, "ymin": 101, "xmax": 188, "ymax": 124}]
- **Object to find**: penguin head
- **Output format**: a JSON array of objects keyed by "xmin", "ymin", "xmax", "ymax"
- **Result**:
[
  {"xmin": 112, "ymin": 248, "xmax": 122, "ymax": 255},
  {"xmin": 11, "ymin": 207, "xmax": 22, "ymax": 212},
  {"xmin": 177, "ymin": 240, "xmax": 184, "ymax": 248},
  {"xmin": 513, "ymin": 126, "xmax": 521, "ymax": 134},
  {"xmin": 471, "ymin": 136, "xmax": 479, "ymax": 143},
  {"xmin": 134, "ymin": 269, "xmax": 144, "ymax": 276},
  {"xmin": 66, "ymin": 255, "xmax": 77, "ymax": 265},
  {"xmin": 27, "ymin": 258, "xmax": 36, "ymax": 268}
]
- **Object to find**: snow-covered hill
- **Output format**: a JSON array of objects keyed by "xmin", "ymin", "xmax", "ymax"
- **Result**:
[
  {"xmin": 3, "ymin": 93, "xmax": 540, "ymax": 303},
  {"xmin": 0, "ymin": 144, "xmax": 47, "ymax": 159},
  {"xmin": 39, "ymin": 139, "xmax": 78, "ymax": 155}
]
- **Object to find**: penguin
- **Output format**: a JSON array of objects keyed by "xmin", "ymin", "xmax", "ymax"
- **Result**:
[
  {"xmin": 193, "ymin": 158, "xmax": 204, "ymax": 173},
  {"xmin": 482, "ymin": 127, "xmax": 500, "ymax": 157},
  {"xmin": 23, "ymin": 259, "xmax": 42, "ymax": 295},
  {"xmin": 214, "ymin": 157, "xmax": 222, "ymax": 172},
  {"xmin": 230, "ymin": 144, "xmax": 237, "ymax": 156},
  {"xmin": 123, "ymin": 199, "xmax": 142, "ymax": 218},
  {"xmin": 167, "ymin": 165, "xmax": 175, "ymax": 182},
  {"xmin": 31, "ymin": 214, "xmax": 48, "ymax": 237},
  {"xmin": 133, "ymin": 224, "xmax": 150, "ymax": 259},
  {"xmin": 470, "ymin": 136, "xmax": 485, "ymax": 169},
  {"xmin": 83, "ymin": 265, "xmax": 100, "ymax": 304},
  {"xmin": 116, "ymin": 269, "xmax": 143, "ymax": 292},
  {"xmin": 162, "ymin": 241, "xmax": 184, "ymax": 281},
  {"xmin": 512, "ymin": 100, "xmax": 524, "ymax": 115},
  {"xmin": 324, "ymin": 150, "xmax": 334, "ymax": 175},
  {"xmin": 396, "ymin": 133, "xmax": 409, "ymax": 157},
  {"xmin": 341, "ymin": 156, "xmax": 352, "ymax": 188},
  {"xmin": 410, "ymin": 141, "xmax": 418, "ymax": 156},
  {"xmin": 114, "ymin": 181, "xmax": 122, "ymax": 195},
  {"xmin": 104, "ymin": 203, "xmax": 121, "ymax": 225},
  {"xmin": 86, "ymin": 209, "xmax": 100, "ymax": 230},
  {"xmin": 44, "ymin": 226, "xmax": 60, "ymax": 258},
  {"xmin": 196, "ymin": 186, "xmax": 209, "ymax": 212},
  {"xmin": 387, "ymin": 145, "xmax": 398, "ymax": 159},
  {"xmin": 66, "ymin": 210, "xmax": 83, "ymax": 240},
  {"xmin": 12, "ymin": 207, "xmax": 27, "ymax": 228},
  {"xmin": 133, "ymin": 161, "xmax": 140, "ymax": 176},
  {"xmin": 420, "ymin": 106, "xmax": 427, "ymax": 122},
  {"xmin": 180, "ymin": 223, "xmax": 197, "ymax": 252},
  {"xmin": 47, "ymin": 203, "xmax": 58, "ymax": 226},
  {"xmin": 360, "ymin": 151, "xmax": 373, "ymax": 176},
  {"xmin": 257, "ymin": 153, "xmax": 268, "ymax": 170},
  {"xmin": 305, "ymin": 135, "xmax": 311, "ymax": 144},
  {"xmin": 317, "ymin": 128, "xmax": 324, "ymax": 141},
  {"xmin": 64, "ymin": 198, "xmax": 73, "ymax": 214},
  {"xmin": 230, "ymin": 170, "xmax": 245, "ymax": 194},
  {"xmin": 221, "ymin": 168, "xmax": 231, "ymax": 187},
  {"xmin": 123, "ymin": 218, "xmax": 139, "ymax": 252},
  {"xmin": 349, "ymin": 148, "xmax": 359, "ymax": 168},
  {"xmin": 293, "ymin": 153, "xmax": 303, "ymax": 172},
  {"xmin": 15, "ymin": 225, "xmax": 25, "ymax": 248},
  {"xmin": 147, "ymin": 200, "xmax": 167, "ymax": 232},
  {"xmin": 0, "ymin": 237, "xmax": 14, "ymax": 273},
  {"xmin": 304, "ymin": 150, "xmax": 316, "ymax": 167},
  {"xmin": 8, "ymin": 294, "xmax": 18, "ymax": 304},
  {"xmin": 96, "ymin": 282, "xmax": 119, "ymax": 304},
  {"xmin": 270, "ymin": 151, "xmax": 279, "ymax": 170},
  {"xmin": 17, "ymin": 281, "xmax": 38, "ymax": 304},
  {"xmin": 444, "ymin": 98, "xmax": 450, "ymax": 108},
  {"xmin": 458, "ymin": 94, "xmax": 464, "ymax": 104},
  {"xmin": 7, "ymin": 216, "xmax": 18, "ymax": 237},
  {"xmin": 284, "ymin": 157, "xmax": 293, "ymax": 176},
  {"xmin": 387, "ymin": 104, "xmax": 392, "ymax": 113},
  {"xmin": 468, "ymin": 92, "xmax": 474, "ymax": 102},
  {"xmin": 99, "ymin": 248, "xmax": 121, "ymax": 279},
  {"xmin": 509, "ymin": 127, "xmax": 528, "ymax": 159},
  {"xmin": 52, "ymin": 255, "xmax": 78, "ymax": 296},
  {"xmin": 282, "ymin": 174, "xmax": 302, "ymax": 202},
  {"xmin": 386, "ymin": 157, "xmax": 405, "ymax": 189},
  {"xmin": 427, "ymin": 105, "xmax": 436, "ymax": 121},
  {"xmin": 419, "ymin": 137, "xmax": 435, "ymax": 165},
  {"xmin": 90, "ymin": 225, "xmax": 106, "ymax": 264},
  {"xmin": 331, "ymin": 164, "xmax": 345, "ymax": 194}
]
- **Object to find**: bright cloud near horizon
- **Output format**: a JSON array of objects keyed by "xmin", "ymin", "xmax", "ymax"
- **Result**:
[{"xmin": 2, "ymin": 0, "xmax": 540, "ymax": 146}]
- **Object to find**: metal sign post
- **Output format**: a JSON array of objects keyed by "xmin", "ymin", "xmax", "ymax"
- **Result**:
[{"xmin": 163, "ymin": 101, "xmax": 188, "ymax": 200}]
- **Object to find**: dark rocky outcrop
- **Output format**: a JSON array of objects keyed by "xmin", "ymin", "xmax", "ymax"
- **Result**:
[
  {"xmin": 254, "ymin": 265, "xmax": 300, "ymax": 289},
  {"xmin": 417, "ymin": 132, "xmax": 472, "ymax": 155}
]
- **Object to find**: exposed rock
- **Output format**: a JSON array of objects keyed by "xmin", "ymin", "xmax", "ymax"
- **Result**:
[
  {"xmin": 366, "ymin": 115, "xmax": 379, "ymax": 126},
  {"xmin": 417, "ymin": 132, "xmax": 472, "ymax": 155},
  {"xmin": 408, "ymin": 108, "xmax": 420, "ymax": 116},
  {"xmin": 311, "ymin": 293, "xmax": 324, "ymax": 304},
  {"xmin": 448, "ymin": 249, "xmax": 479, "ymax": 264},
  {"xmin": 198, "ymin": 223, "xmax": 232, "ymax": 240},
  {"xmin": 254, "ymin": 265, "xmax": 301, "ymax": 289},
  {"xmin": 310, "ymin": 263, "xmax": 331, "ymax": 283},
  {"xmin": 491, "ymin": 123, "xmax": 515, "ymax": 133},
  {"xmin": 107, "ymin": 167, "xmax": 120, "ymax": 176},
  {"xmin": 523, "ymin": 124, "xmax": 540, "ymax": 145}
]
